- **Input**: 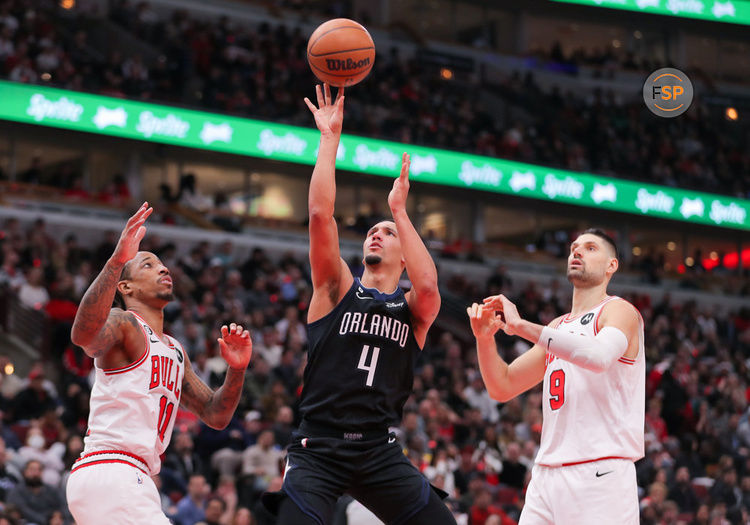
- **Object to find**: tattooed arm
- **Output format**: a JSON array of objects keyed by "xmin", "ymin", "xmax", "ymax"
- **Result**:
[
  {"xmin": 180, "ymin": 323, "xmax": 252, "ymax": 430},
  {"xmin": 71, "ymin": 203, "xmax": 152, "ymax": 357}
]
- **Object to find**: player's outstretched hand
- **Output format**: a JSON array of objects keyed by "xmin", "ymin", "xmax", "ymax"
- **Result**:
[
  {"xmin": 388, "ymin": 153, "xmax": 410, "ymax": 212},
  {"xmin": 304, "ymin": 83, "xmax": 344, "ymax": 136},
  {"xmin": 482, "ymin": 294, "xmax": 522, "ymax": 336},
  {"xmin": 467, "ymin": 303, "xmax": 505, "ymax": 338},
  {"xmin": 112, "ymin": 202, "xmax": 153, "ymax": 265},
  {"xmin": 218, "ymin": 323, "xmax": 252, "ymax": 371}
]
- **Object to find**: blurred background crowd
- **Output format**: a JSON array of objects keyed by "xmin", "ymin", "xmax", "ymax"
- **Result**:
[
  {"xmin": 0, "ymin": 216, "xmax": 748, "ymax": 525},
  {"xmin": 0, "ymin": 0, "xmax": 748, "ymax": 198},
  {"xmin": 0, "ymin": 0, "xmax": 749, "ymax": 524}
]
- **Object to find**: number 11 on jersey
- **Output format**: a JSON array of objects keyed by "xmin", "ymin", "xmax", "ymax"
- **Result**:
[{"xmin": 358, "ymin": 345, "xmax": 380, "ymax": 387}]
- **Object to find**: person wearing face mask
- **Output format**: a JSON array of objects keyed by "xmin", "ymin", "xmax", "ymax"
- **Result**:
[
  {"xmin": 14, "ymin": 428, "xmax": 65, "ymax": 487},
  {"xmin": 6, "ymin": 459, "xmax": 69, "ymax": 524}
]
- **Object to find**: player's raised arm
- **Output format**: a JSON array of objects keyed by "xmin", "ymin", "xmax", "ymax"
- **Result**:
[
  {"xmin": 484, "ymin": 294, "xmax": 639, "ymax": 373},
  {"xmin": 71, "ymin": 203, "xmax": 153, "ymax": 357},
  {"xmin": 180, "ymin": 323, "xmax": 252, "ymax": 430},
  {"xmin": 304, "ymin": 84, "xmax": 353, "ymax": 321},
  {"xmin": 468, "ymin": 303, "xmax": 548, "ymax": 402},
  {"xmin": 390, "ymin": 153, "xmax": 440, "ymax": 346}
]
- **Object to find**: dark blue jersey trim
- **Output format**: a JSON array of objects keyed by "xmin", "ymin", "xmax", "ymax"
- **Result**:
[{"xmin": 354, "ymin": 277, "xmax": 404, "ymax": 301}]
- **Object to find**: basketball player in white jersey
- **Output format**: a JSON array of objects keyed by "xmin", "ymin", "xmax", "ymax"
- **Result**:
[
  {"xmin": 467, "ymin": 228, "xmax": 644, "ymax": 524},
  {"xmin": 66, "ymin": 203, "xmax": 253, "ymax": 524}
]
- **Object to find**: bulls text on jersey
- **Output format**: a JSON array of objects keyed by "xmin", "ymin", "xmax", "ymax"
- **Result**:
[{"xmin": 149, "ymin": 355, "xmax": 182, "ymax": 398}]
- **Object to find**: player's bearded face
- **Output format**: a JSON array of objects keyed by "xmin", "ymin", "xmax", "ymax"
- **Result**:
[
  {"xmin": 567, "ymin": 240, "xmax": 609, "ymax": 286},
  {"xmin": 566, "ymin": 262, "xmax": 589, "ymax": 283},
  {"xmin": 156, "ymin": 290, "xmax": 174, "ymax": 301}
]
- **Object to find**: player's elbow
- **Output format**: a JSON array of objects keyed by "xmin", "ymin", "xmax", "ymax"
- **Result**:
[
  {"xmin": 308, "ymin": 206, "xmax": 334, "ymax": 222},
  {"xmin": 70, "ymin": 331, "xmax": 84, "ymax": 348},
  {"xmin": 580, "ymin": 341, "xmax": 620, "ymax": 373},
  {"xmin": 418, "ymin": 278, "xmax": 439, "ymax": 298},
  {"xmin": 204, "ymin": 414, "xmax": 231, "ymax": 431},
  {"xmin": 580, "ymin": 359, "xmax": 610, "ymax": 374},
  {"xmin": 487, "ymin": 386, "xmax": 512, "ymax": 403},
  {"xmin": 420, "ymin": 285, "xmax": 440, "ymax": 306},
  {"xmin": 70, "ymin": 329, "xmax": 91, "ymax": 350}
]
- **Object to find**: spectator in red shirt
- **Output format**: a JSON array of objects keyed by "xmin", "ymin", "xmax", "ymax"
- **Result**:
[
  {"xmin": 646, "ymin": 398, "xmax": 668, "ymax": 443},
  {"xmin": 62, "ymin": 176, "xmax": 90, "ymax": 200},
  {"xmin": 470, "ymin": 487, "xmax": 516, "ymax": 525}
]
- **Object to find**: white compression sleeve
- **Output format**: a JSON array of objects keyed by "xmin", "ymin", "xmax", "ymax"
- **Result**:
[{"xmin": 538, "ymin": 325, "xmax": 628, "ymax": 373}]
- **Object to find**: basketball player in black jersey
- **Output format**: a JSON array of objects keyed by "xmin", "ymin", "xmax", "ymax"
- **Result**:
[{"xmin": 264, "ymin": 84, "xmax": 457, "ymax": 525}]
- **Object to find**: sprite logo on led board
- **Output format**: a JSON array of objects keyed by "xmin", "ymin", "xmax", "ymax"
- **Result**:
[
  {"xmin": 0, "ymin": 80, "xmax": 748, "ymax": 231},
  {"xmin": 550, "ymin": 0, "xmax": 750, "ymax": 26}
]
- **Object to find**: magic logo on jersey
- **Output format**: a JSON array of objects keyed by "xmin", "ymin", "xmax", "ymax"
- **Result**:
[{"xmin": 338, "ymin": 311, "xmax": 410, "ymax": 348}]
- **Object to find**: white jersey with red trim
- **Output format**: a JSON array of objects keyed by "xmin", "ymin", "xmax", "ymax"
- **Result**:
[
  {"xmin": 535, "ymin": 296, "xmax": 645, "ymax": 467},
  {"xmin": 81, "ymin": 311, "xmax": 184, "ymax": 475}
]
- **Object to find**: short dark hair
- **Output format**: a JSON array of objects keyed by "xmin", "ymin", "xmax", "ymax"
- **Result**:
[
  {"xmin": 581, "ymin": 228, "xmax": 618, "ymax": 258},
  {"xmin": 206, "ymin": 496, "xmax": 227, "ymax": 512},
  {"xmin": 24, "ymin": 458, "xmax": 42, "ymax": 471},
  {"xmin": 113, "ymin": 260, "xmax": 134, "ymax": 309}
]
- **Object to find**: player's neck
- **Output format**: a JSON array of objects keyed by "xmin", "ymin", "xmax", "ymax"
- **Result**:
[
  {"xmin": 569, "ymin": 284, "xmax": 609, "ymax": 317},
  {"xmin": 360, "ymin": 267, "xmax": 399, "ymax": 294},
  {"xmin": 127, "ymin": 305, "xmax": 165, "ymax": 336}
]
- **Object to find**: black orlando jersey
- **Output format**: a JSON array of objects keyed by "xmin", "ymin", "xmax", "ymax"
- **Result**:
[{"xmin": 298, "ymin": 278, "xmax": 421, "ymax": 432}]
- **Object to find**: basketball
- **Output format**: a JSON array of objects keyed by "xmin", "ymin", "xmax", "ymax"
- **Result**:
[{"xmin": 307, "ymin": 18, "xmax": 375, "ymax": 87}]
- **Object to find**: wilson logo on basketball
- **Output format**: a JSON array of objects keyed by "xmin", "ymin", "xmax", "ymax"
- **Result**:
[
  {"xmin": 307, "ymin": 18, "xmax": 376, "ymax": 87},
  {"xmin": 325, "ymin": 57, "xmax": 371, "ymax": 71}
]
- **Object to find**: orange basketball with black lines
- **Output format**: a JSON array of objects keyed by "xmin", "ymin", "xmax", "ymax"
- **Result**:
[{"xmin": 307, "ymin": 18, "xmax": 375, "ymax": 87}]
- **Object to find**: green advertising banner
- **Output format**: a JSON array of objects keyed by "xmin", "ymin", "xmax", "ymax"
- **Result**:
[
  {"xmin": 0, "ymin": 80, "xmax": 748, "ymax": 231},
  {"xmin": 550, "ymin": 0, "xmax": 750, "ymax": 26}
]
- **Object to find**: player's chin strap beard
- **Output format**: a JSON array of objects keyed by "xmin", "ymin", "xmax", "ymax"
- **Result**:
[
  {"xmin": 364, "ymin": 254, "xmax": 382, "ymax": 266},
  {"xmin": 156, "ymin": 292, "xmax": 174, "ymax": 301}
]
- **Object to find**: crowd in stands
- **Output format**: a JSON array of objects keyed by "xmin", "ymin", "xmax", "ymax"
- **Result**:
[
  {"xmin": 0, "ymin": 1, "xmax": 749, "ymax": 199},
  {"xmin": 6, "ymin": 162, "xmax": 747, "ymax": 297},
  {"xmin": 0, "ymin": 215, "xmax": 749, "ymax": 524}
]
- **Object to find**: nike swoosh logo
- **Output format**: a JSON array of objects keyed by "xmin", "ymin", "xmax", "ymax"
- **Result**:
[
  {"xmin": 283, "ymin": 458, "xmax": 294, "ymax": 481},
  {"xmin": 149, "ymin": 338, "xmax": 159, "ymax": 344},
  {"xmin": 356, "ymin": 292, "xmax": 373, "ymax": 300},
  {"xmin": 595, "ymin": 470, "xmax": 613, "ymax": 477},
  {"xmin": 388, "ymin": 436, "xmax": 396, "ymax": 444},
  {"xmin": 546, "ymin": 337, "xmax": 552, "ymax": 351}
]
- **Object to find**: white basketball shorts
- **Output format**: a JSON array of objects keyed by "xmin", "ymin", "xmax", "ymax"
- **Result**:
[
  {"xmin": 67, "ymin": 460, "xmax": 171, "ymax": 525},
  {"xmin": 519, "ymin": 458, "xmax": 638, "ymax": 525}
]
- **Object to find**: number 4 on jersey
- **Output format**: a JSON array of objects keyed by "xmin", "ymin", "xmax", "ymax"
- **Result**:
[{"xmin": 357, "ymin": 345, "xmax": 380, "ymax": 387}]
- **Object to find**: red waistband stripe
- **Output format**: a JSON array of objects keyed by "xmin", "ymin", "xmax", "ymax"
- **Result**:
[
  {"xmin": 539, "ymin": 455, "xmax": 632, "ymax": 468},
  {"xmin": 71, "ymin": 458, "xmax": 149, "ymax": 476},
  {"xmin": 72, "ymin": 450, "xmax": 150, "ymax": 475}
]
